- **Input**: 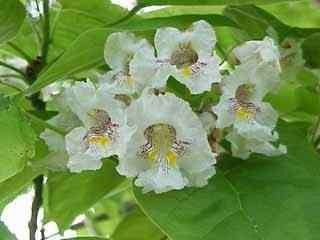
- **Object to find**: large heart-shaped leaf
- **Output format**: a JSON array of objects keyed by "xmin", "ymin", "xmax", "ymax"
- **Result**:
[
  {"xmin": 44, "ymin": 160, "xmax": 124, "ymax": 230},
  {"xmin": 0, "ymin": 0, "xmax": 26, "ymax": 44},
  {"xmin": 0, "ymin": 99, "xmax": 37, "ymax": 183},
  {"xmin": 137, "ymin": 0, "xmax": 303, "ymax": 7},
  {"xmin": 134, "ymin": 122, "xmax": 320, "ymax": 240}
]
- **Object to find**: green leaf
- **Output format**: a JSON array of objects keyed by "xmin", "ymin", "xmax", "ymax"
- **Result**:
[
  {"xmin": 62, "ymin": 238, "xmax": 107, "ymax": 240},
  {"xmin": 59, "ymin": 0, "xmax": 127, "ymax": 24},
  {"xmin": 137, "ymin": 0, "xmax": 302, "ymax": 7},
  {"xmin": 112, "ymin": 208, "xmax": 164, "ymax": 240},
  {"xmin": 134, "ymin": 122, "xmax": 320, "ymax": 240},
  {"xmin": 0, "ymin": 0, "xmax": 26, "ymax": 44},
  {"xmin": 27, "ymin": 28, "xmax": 111, "ymax": 95},
  {"xmin": 117, "ymin": 14, "xmax": 238, "ymax": 30},
  {"xmin": 302, "ymin": 33, "xmax": 320, "ymax": 69},
  {"xmin": 0, "ymin": 166, "xmax": 42, "ymax": 210},
  {"xmin": 0, "ymin": 100, "xmax": 37, "ymax": 183},
  {"xmin": 44, "ymin": 160, "xmax": 124, "ymax": 230},
  {"xmin": 0, "ymin": 222, "xmax": 16, "ymax": 240},
  {"xmin": 224, "ymin": 5, "xmax": 291, "ymax": 40}
]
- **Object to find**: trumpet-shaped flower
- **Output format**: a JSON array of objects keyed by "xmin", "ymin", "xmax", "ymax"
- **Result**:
[
  {"xmin": 100, "ymin": 32, "xmax": 154, "ymax": 95},
  {"xmin": 232, "ymin": 36, "xmax": 281, "ymax": 70},
  {"xmin": 213, "ymin": 64, "xmax": 280, "ymax": 142},
  {"xmin": 64, "ymin": 81, "xmax": 135, "ymax": 172},
  {"xmin": 226, "ymin": 129, "xmax": 287, "ymax": 160},
  {"xmin": 130, "ymin": 20, "xmax": 221, "ymax": 94},
  {"xmin": 117, "ymin": 89, "xmax": 216, "ymax": 193}
]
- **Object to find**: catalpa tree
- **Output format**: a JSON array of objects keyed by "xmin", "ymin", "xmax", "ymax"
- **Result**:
[{"xmin": 0, "ymin": 0, "xmax": 319, "ymax": 240}]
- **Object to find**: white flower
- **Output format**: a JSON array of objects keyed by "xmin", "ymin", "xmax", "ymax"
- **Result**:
[
  {"xmin": 99, "ymin": 32, "xmax": 154, "ymax": 95},
  {"xmin": 130, "ymin": 20, "xmax": 221, "ymax": 94},
  {"xmin": 26, "ymin": 0, "xmax": 56, "ymax": 18},
  {"xmin": 212, "ymin": 64, "xmax": 280, "ymax": 142},
  {"xmin": 280, "ymin": 38, "xmax": 305, "ymax": 68},
  {"xmin": 64, "ymin": 80, "xmax": 135, "ymax": 173},
  {"xmin": 117, "ymin": 89, "xmax": 216, "ymax": 193},
  {"xmin": 226, "ymin": 129, "xmax": 287, "ymax": 160},
  {"xmin": 232, "ymin": 36, "xmax": 281, "ymax": 70}
]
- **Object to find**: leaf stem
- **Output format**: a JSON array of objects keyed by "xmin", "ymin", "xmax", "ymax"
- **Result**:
[
  {"xmin": 23, "ymin": 110, "xmax": 67, "ymax": 135},
  {"xmin": 41, "ymin": 0, "xmax": 51, "ymax": 65},
  {"xmin": 29, "ymin": 175, "xmax": 44, "ymax": 240}
]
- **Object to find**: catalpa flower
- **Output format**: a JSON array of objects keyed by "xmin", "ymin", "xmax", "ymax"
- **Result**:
[
  {"xmin": 226, "ymin": 129, "xmax": 287, "ymax": 160},
  {"xmin": 212, "ymin": 64, "xmax": 280, "ymax": 142},
  {"xmin": 100, "ymin": 32, "xmax": 153, "ymax": 95},
  {"xmin": 232, "ymin": 36, "xmax": 281, "ymax": 71},
  {"xmin": 117, "ymin": 89, "xmax": 216, "ymax": 193},
  {"xmin": 280, "ymin": 38, "xmax": 305, "ymax": 68},
  {"xmin": 65, "ymin": 81, "xmax": 135, "ymax": 173},
  {"xmin": 131, "ymin": 20, "xmax": 221, "ymax": 94}
]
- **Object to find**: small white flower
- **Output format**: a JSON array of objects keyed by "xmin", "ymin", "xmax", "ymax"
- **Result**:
[
  {"xmin": 26, "ymin": 0, "xmax": 56, "ymax": 19},
  {"xmin": 280, "ymin": 38, "xmax": 305, "ymax": 68},
  {"xmin": 100, "ymin": 32, "xmax": 154, "ymax": 95},
  {"xmin": 213, "ymin": 64, "xmax": 280, "ymax": 142},
  {"xmin": 226, "ymin": 129, "xmax": 287, "ymax": 160},
  {"xmin": 64, "ymin": 80, "xmax": 135, "ymax": 173},
  {"xmin": 232, "ymin": 36, "xmax": 281, "ymax": 70},
  {"xmin": 131, "ymin": 20, "xmax": 221, "ymax": 94},
  {"xmin": 117, "ymin": 89, "xmax": 216, "ymax": 193}
]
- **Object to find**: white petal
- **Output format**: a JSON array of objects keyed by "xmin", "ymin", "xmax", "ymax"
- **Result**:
[
  {"xmin": 99, "ymin": 70, "xmax": 137, "ymax": 95},
  {"xmin": 130, "ymin": 50, "xmax": 173, "ymax": 90},
  {"xmin": 173, "ymin": 56, "xmax": 221, "ymax": 94},
  {"xmin": 189, "ymin": 20, "xmax": 216, "ymax": 59},
  {"xmin": 67, "ymin": 154, "xmax": 102, "ymax": 173},
  {"xmin": 40, "ymin": 129, "xmax": 65, "ymax": 152},
  {"xmin": 65, "ymin": 127, "xmax": 104, "ymax": 172},
  {"xmin": 155, "ymin": 27, "xmax": 183, "ymax": 59},
  {"xmin": 135, "ymin": 166, "xmax": 188, "ymax": 194},
  {"xmin": 212, "ymin": 99, "xmax": 235, "ymax": 129},
  {"xmin": 104, "ymin": 32, "xmax": 153, "ymax": 70},
  {"xmin": 233, "ymin": 36, "xmax": 280, "ymax": 65},
  {"xmin": 199, "ymin": 111, "xmax": 216, "ymax": 133},
  {"xmin": 226, "ymin": 130, "xmax": 287, "ymax": 159}
]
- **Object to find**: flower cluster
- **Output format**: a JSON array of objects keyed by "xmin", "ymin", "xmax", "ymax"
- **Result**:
[{"xmin": 41, "ymin": 20, "xmax": 287, "ymax": 193}]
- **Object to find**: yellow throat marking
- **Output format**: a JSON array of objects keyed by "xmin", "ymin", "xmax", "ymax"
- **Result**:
[
  {"xmin": 145, "ymin": 124, "xmax": 177, "ymax": 167},
  {"xmin": 180, "ymin": 66, "xmax": 192, "ymax": 77},
  {"xmin": 87, "ymin": 135, "xmax": 110, "ymax": 146}
]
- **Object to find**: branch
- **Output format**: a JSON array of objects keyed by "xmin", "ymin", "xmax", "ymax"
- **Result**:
[
  {"xmin": 29, "ymin": 175, "xmax": 44, "ymax": 240},
  {"xmin": 41, "ymin": 0, "xmax": 50, "ymax": 65}
]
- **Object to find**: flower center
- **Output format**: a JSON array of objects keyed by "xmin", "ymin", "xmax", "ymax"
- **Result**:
[
  {"xmin": 229, "ymin": 99, "xmax": 259, "ymax": 120},
  {"xmin": 140, "ymin": 123, "xmax": 189, "ymax": 167},
  {"xmin": 235, "ymin": 83, "xmax": 255, "ymax": 102},
  {"xmin": 170, "ymin": 43, "xmax": 199, "ymax": 74},
  {"xmin": 85, "ymin": 109, "xmax": 118, "ymax": 147},
  {"xmin": 112, "ymin": 71, "xmax": 134, "ymax": 87}
]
